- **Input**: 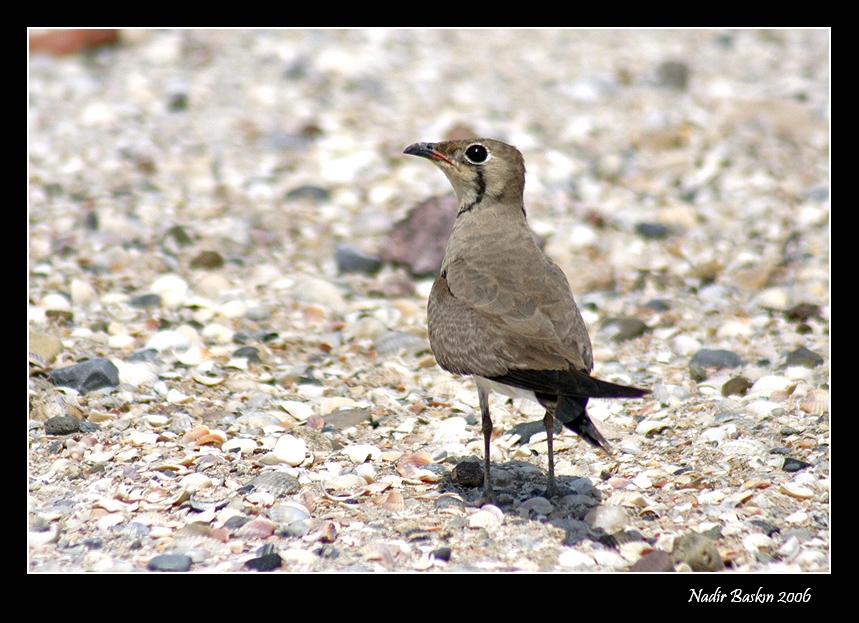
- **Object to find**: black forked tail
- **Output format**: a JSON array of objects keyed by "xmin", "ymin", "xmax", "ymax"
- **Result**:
[{"xmin": 536, "ymin": 393, "xmax": 612, "ymax": 454}]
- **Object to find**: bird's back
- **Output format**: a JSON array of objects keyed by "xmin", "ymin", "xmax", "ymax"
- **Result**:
[{"xmin": 431, "ymin": 200, "xmax": 594, "ymax": 376}]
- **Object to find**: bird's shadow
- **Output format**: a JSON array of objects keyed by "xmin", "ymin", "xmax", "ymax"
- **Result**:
[{"xmin": 437, "ymin": 459, "xmax": 634, "ymax": 547}]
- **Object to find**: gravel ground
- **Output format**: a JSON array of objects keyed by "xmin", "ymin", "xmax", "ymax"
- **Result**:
[{"xmin": 28, "ymin": 29, "xmax": 829, "ymax": 573}]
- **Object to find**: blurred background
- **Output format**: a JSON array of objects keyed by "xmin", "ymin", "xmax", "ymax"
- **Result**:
[{"xmin": 29, "ymin": 30, "xmax": 829, "ymax": 299}]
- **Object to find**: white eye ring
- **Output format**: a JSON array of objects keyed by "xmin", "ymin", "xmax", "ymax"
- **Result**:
[{"xmin": 463, "ymin": 144, "xmax": 491, "ymax": 165}]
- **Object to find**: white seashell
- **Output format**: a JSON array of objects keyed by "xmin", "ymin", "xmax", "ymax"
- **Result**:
[
  {"xmin": 468, "ymin": 505, "xmax": 503, "ymax": 529},
  {"xmin": 800, "ymin": 389, "xmax": 829, "ymax": 415},
  {"xmin": 201, "ymin": 323, "xmax": 234, "ymax": 344},
  {"xmin": 433, "ymin": 416, "xmax": 469, "ymax": 444},
  {"xmin": 39, "ymin": 293, "xmax": 71, "ymax": 311},
  {"xmin": 221, "ymin": 438, "xmax": 257, "ymax": 454},
  {"xmin": 779, "ymin": 482, "xmax": 814, "ymax": 499},
  {"xmin": 429, "ymin": 380, "xmax": 461, "ymax": 398},
  {"xmin": 394, "ymin": 418, "xmax": 417, "ymax": 434},
  {"xmin": 146, "ymin": 330, "xmax": 191, "ymax": 352},
  {"xmin": 635, "ymin": 419, "xmax": 670, "ymax": 436},
  {"xmin": 341, "ymin": 444, "xmax": 382, "ymax": 464},
  {"xmin": 128, "ymin": 431, "xmax": 159, "ymax": 446},
  {"xmin": 700, "ymin": 427, "xmax": 729, "ymax": 443},
  {"xmin": 145, "ymin": 414, "xmax": 170, "ymax": 428},
  {"xmin": 350, "ymin": 316, "xmax": 387, "ymax": 340},
  {"xmin": 719, "ymin": 439, "xmax": 768, "ymax": 457},
  {"xmin": 743, "ymin": 533, "xmax": 775, "ymax": 552},
  {"xmin": 180, "ymin": 473, "xmax": 214, "ymax": 492},
  {"xmin": 70, "ymin": 279, "xmax": 98, "ymax": 306},
  {"xmin": 584, "ymin": 505, "xmax": 629, "ymax": 533},
  {"xmin": 324, "ymin": 474, "xmax": 367, "ymax": 491},
  {"xmin": 714, "ymin": 398, "xmax": 743, "ymax": 414},
  {"xmin": 280, "ymin": 548, "xmax": 317, "ymax": 566},
  {"xmin": 785, "ymin": 365, "xmax": 812, "ymax": 381},
  {"xmin": 297, "ymin": 384, "xmax": 325, "ymax": 399},
  {"xmin": 777, "ymin": 536, "xmax": 801, "ymax": 561},
  {"xmin": 669, "ymin": 335, "xmax": 701, "ymax": 356},
  {"xmin": 166, "ymin": 388, "xmax": 192, "ymax": 403},
  {"xmin": 268, "ymin": 503, "xmax": 310, "ymax": 525},
  {"xmin": 107, "ymin": 334, "xmax": 136, "ymax": 350},
  {"xmin": 716, "ymin": 320, "xmax": 752, "ymax": 338},
  {"xmin": 319, "ymin": 397, "xmax": 355, "ymax": 416},
  {"xmin": 376, "ymin": 490, "xmax": 405, "ymax": 512},
  {"xmin": 632, "ymin": 473, "xmax": 653, "ymax": 489},
  {"xmin": 279, "ymin": 400, "xmax": 313, "ymax": 421},
  {"xmin": 272, "ymin": 435, "xmax": 307, "ymax": 466},
  {"xmin": 95, "ymin": 513, "xmax": 125, "ymax": 531},
  {"xmin": 697, "ymin": 490, "xmax": 725, "ymax": 505},
  {"xmin": 750, "ymin": 375, "xmax": 792, "ymax": 394},
  {"xmin": 785, "ymin": 511, "xmax": 808, "ymax": 524},
  {"xmin": 558, "ymin": 549, "xmax": 596, "ymax": 570},
  {"xmin": 176, "ymin": 346, "xmax": 207, "ymax": 366},
  {"xmin": 291, "ymin": 278, "xmax": 346, "ymax": 316},
  {"xmin": 150, "ymin": 274, "xmax": 189, "ymax": 309},
  {"xmin": 745, "ymin": 400, "xmax": 783, "ymax": 416},
  {"xmin": 215, "ymin": 299, "xmax": 247, "ymax": 319},
  {"xmin": 192, "ymin": 370, "xmax": 224, "ymax": 386},
  {"xmin": 753, "ymin": 287, "xmax": 789, "ymax": 310},
  {"xmin": 114, "ymin": 360, "xmax": 159, "ymax": 387},
  {"xmin": 354, "ymin": 463, "xmax": 376, "ymax": 483}
]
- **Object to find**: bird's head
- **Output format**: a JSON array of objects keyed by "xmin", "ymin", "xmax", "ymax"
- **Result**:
[{"xmin": 404, "ymin": 138, "xmax": 526, "ymax": 209}]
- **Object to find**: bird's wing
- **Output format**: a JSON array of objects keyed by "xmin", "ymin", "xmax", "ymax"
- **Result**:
[
  {"xmin": 441, "ymin": 255, "xmax": 592, "ymax": 369},
  {"xmin": 428, "ymin": 274, "xmax": 647, "ymax": 399},
  {"xmin": 428, "ymin": 274, "xmax": 565, "ymax": 376}
]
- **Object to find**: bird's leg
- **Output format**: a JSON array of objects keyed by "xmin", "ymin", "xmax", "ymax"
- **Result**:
[
  {"xmin": 542, "ymin": 405, "xmax": 562, "ymax": 498},
  {"xmin": 477, "ymin": 384, "xmax": 496, "ymax": 504}
]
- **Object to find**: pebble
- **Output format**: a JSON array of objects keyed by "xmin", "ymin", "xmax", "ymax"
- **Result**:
[
  {"xmin": 672, "ymin": 533, "xmax": 724, "ymax": 572},
  {"xmin": 44, "ymin": 416, "xmax": 80, "ymax": 435},
  {"xmin": 785, "ymin": 346, "xmax": 824, "ymax": 368},
  {"xmin": 49, "ymin": 358, "xmax": 119, "ymax": 393},
  {"xmin": 690, "ymin": 349, "xmax": 744, "ymax": 369},
  {"xmin": 722, "ymin": 376, "xmax": 752, "ymax": 397},
  {"xmin": 335, "ymin": 243, "xmax": 382, "ymax": 274},
  {"xmin": 629, "ymin": 550, "xmax": 674, "ymax": 572},
  {"xmin": 147, "ymin": 554, "xmax": 192, "ymax": 572},
  {"xmin": 323, "ymin": 408, "xmax": 373, "ymax": 430},
  {"xmin": 598, "ymin": 317, "xmax": 648, "ymax": 342},
  {"xmin": 244, "ymin": 553, "xmax": 283, "ymax": 571},
  {"xmin": 379, "ymin": 194, "xmax": 457, "ymax": 277}
]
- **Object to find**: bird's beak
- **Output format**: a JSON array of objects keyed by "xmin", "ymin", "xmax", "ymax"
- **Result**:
[{"xmin": 404, "ymin": 142, "xmax": 454, "ymax": 165}]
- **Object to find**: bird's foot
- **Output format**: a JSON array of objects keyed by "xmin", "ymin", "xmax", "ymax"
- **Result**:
[
  {"xmin": 543, "ymin": 479, "xmax": 563, "ymax": 499},
  {"xmin": 476, "ymin": 483, "xmax": 498, "ymax": 507}
]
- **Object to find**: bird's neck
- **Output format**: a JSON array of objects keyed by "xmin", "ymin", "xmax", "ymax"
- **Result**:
[{"xmin": 447, "ymin": 199, "xmax": 537, "ymax": 253}]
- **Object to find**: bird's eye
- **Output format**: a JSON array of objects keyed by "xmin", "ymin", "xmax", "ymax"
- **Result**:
[{"xmin": 464, "ymin": 144, "xmax": 489, "ymax": 164}]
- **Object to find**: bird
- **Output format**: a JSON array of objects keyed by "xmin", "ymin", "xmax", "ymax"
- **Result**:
[{"xmin": 404, "ymin": 138, "xmax": 648, "ymax": 502}]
